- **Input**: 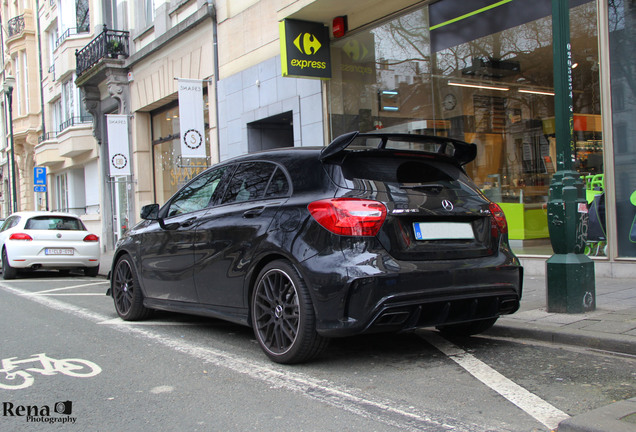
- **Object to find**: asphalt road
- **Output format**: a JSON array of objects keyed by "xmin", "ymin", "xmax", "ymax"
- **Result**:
[{"xmin": 1, "ymin": 272, "xmax": 635, "ymax": 432}]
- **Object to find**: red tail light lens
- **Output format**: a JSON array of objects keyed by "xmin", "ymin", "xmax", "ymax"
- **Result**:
[
  {"xmin": 489, "ymin": 202, "xmax": 508, "ymax": 235},
  {"xmin": 308, "ymin": 198, "xmax": 387, "ymax": 236},
  {"xmin": 83, "ymin": 234, "xmax": 99, "ymax": 242},
  {"xmin": 9, "ymin": 233, "xmax": 33, "ymax": 241}
]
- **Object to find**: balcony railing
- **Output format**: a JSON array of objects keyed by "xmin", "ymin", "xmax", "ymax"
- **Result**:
[
  {"xmin": 59, "ymin": 115, "xmax": 93, "ymax": 132},
  {"xmin": 38, "ymin": 132, "xmax": 59, "ymax": 143},
  {"xmin": 76, "ymin": 25, "xmax": 130, "ymax": 77},
  {"xmin": 8, "ymin": 15, "xmax": 25, "ymax": 37},
  {"xmin": 55, "ymin": 27, "xmax": 90, "ymax": 48}
]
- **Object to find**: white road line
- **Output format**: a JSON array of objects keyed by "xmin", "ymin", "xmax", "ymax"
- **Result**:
[
  {"xmin": 31, "ymin": 281, "xmax": 109, "ymax": 294},
  {"xmin": 421, "ymin": 331, "xmax": 570, "ymax": 431},
  {"xmin": 0, "ymin": 283, "xmax": 489, "ymax": 432}
]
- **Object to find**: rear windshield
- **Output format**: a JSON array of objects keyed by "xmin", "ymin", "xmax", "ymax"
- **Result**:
[
  {"xmin": 25, "ymin": 216, "xmax": 86, "ymax": 231},
  {"xmin": 332, "ymin": 153, "xmax": 481, "ymax": 195}
]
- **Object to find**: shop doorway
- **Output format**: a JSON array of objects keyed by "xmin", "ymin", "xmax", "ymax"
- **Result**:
[{"xmin": 247, "ymin": 112, "xmax": 294, "ymax": 153}]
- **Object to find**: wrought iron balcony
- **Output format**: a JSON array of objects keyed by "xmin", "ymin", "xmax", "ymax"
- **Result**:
[
  {"xmin": 8, "ymin": 15, "xmax": 25, "ymax": 38},
  {"xmin": 76, "ymin": 25, "xmax": 129, "ymax": 77},
  {"xmin": 59, "ymin": 114, "xmax": 93, "ymax": 132}
]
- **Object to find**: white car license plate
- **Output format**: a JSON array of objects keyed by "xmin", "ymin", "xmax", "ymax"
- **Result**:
[
  {"xmin": 413, "ymin": 222, "xmax": 475, "ymax": 240},
  {"xmin": 45, "ymin": 248, "xmax": 74, "ymax": 255}
]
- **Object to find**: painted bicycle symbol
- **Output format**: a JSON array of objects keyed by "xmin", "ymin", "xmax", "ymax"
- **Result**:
[{"xmin": 0, "ymin": 353, "xmax": 102, "ymax": 390}]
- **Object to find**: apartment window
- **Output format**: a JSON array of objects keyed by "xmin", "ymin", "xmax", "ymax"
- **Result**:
[
  {"xmin": 145, "ymin": 0, "xmax": 154, "ymax": 25},
  {"xmin": 22, "ymin": 52, "xmax": 29, "ymax": 113},
  {"xmin": 12, "ymin": 54, "xmax": 22, "ymax": 115},
  {"xmin": 76, "ymin": 0, "xmax": 89, "ymax": 33},
  {"xmin": 56, "ymin": 174, "xmax": 69, "ymax": 212},
  {"xmin": 61, "ymin": 79, "xmax": 74, "ymax": 129}
]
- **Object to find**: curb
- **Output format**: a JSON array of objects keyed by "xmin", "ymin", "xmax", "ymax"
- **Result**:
[
  {"xmin": 557, "ymin": 398, "xmax": 636, "ymax": 432},
  {"xmin": 486, "ymin": 319, "xmax": 636, "ymax": 356}
]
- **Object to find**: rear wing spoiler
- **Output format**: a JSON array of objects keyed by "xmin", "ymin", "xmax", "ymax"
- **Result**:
[{"xmin": 320, "ymin": 131, "xmax": 477, "ymax": 166}]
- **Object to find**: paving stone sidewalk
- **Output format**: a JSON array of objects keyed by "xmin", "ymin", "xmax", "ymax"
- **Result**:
[{"xmin": 489, "ymin": 274, "xmax": 636, "ymax": 432}]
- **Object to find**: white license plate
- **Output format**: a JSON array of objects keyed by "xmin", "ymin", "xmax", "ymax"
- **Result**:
[
  {"xmin": 45, "ymin": 248, "xmax": 74, "ymax": 255},
  {"xmin": 413, "ymin": 222, "xmax": 475, "ymax": 240}
]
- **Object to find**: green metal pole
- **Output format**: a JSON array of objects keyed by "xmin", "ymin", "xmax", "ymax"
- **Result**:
[{"xmin": 546, "ymin": 0, "xmax": 595, "ymax": 313}]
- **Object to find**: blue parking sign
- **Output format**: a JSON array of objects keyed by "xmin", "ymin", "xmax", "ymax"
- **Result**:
[{"xmin": 34, "ymin": 166, "xmax": 47, "ymax": 186}]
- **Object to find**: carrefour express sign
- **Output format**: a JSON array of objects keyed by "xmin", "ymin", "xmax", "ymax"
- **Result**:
[{"xmin": 280, "ymin": 19, "xmax": 331, "ymax": 79}]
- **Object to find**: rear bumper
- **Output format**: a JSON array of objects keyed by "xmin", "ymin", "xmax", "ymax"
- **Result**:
[
  {"xmin": 3, "ymin": 244, "xmax": 100, "ymax": 270},
  {"xmin": 300, "ymin": 246, "xmax": 522, "ymax": 337}
]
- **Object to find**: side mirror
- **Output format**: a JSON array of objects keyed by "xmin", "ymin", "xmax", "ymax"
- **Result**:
[{"xmin": 140, "ymin": 204, "xmax": 160, "ymax": 220}]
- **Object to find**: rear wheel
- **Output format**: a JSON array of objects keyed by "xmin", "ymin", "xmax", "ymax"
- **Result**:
[
  {"xmin": 436, "ymin": 317, "xmax": 498, "ymax": 337},
  {"xmin": 251, "ymin": 260, "xmax": 328, "ymax": 364},
  {"xmin": 2, "ymin": 248, "xmax": 17, "ymax": 280},
  {"xmin": 84, "ymin": 266, "xmax": 99, "ymax": 277},
  {"xmin": 111, "ymin": 254, "xmax": 151, "ymax": 320}
]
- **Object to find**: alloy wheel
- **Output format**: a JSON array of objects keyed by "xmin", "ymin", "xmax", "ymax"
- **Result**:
[
  {"xmin": 113, "ymin": 259, "xmax": 135, "ymax": 315},
  {"xmin": 253, "ymin": 268, "xmax": 300, "ymax": 355}
]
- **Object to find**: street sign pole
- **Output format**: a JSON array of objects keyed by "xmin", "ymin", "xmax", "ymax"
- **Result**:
[{"xmin": 546, "ymin": 0, "xmax": 595, "ymax": 313}]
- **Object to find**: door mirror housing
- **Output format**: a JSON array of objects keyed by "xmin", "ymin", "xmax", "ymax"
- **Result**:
[{"xmin": 140, "ymin": 204, "xmax": 160, "ymax": 220}]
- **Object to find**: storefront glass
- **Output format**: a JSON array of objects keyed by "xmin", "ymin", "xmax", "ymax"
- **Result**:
[
  {"xmin": 609, "ymin": 0, "xmax": 636, "ymax": 257},
  {"xmin": 151, "ymin": 95, "xmax": 211, "ymax": 204},
  {"xmin": 328, "ymin": 0, "xmax": 603, "ymax": 256}
]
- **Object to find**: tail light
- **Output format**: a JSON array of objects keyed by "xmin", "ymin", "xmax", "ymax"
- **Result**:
[
  {"xmin": 83, "ymin": 234, "xmax": 99, "ymax": 242},
  {"xmin": 489, "ymin": 202, "xmax": 508, "ymax": 236},
  {"xmin": 9, "ymin": 233, "xmax": 33, "ymax": 241},
  {"xmin": 308, "ymin": 198, "xmax": 387, "ymax": 236}
]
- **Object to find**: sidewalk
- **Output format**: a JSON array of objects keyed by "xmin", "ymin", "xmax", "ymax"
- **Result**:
[{"xmin": 489, "ymin": 274, "xmax": 636, "ymax": 432}]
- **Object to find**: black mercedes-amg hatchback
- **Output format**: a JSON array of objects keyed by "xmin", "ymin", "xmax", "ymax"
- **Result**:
[{"xmin": 109, "ymin": 132, "xmax": 522, "ymax": 364}]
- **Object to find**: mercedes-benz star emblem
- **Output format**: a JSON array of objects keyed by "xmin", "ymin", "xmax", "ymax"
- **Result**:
[{"xmin": 442, "ymin": 200, "xmax": 454, "ymax": 211}]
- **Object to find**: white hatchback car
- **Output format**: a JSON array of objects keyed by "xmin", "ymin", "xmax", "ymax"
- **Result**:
[{"xmin": 0, "ymin": 212, "xmax": 100, "ymax": 279}]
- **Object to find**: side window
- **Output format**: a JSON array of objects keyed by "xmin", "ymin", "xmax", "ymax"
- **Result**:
[
  {"xmin": 221, "ymin": 162, "xmax": 277, "ymax": 204},
  {"xmin": 0, "ymin": 216, "xmax": 19, "ymax": 232},
  {"xmin": 264, "ymin": 168, "xmax": 291, "ymax": 198},
  {"xmin": 168, "ymin": 167, "xmax": 227, "ymax": 217}
]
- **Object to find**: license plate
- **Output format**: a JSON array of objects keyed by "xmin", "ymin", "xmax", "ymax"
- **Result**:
[
  {"xmin": 413, "ymin": 222, "xmax": 474, "ymax": 240},
  {"xmin": 45, "ymin": 248, "xmax": 74, "ymax": 255}
]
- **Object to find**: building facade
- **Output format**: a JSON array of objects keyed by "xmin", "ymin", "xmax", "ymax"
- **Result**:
[
  {"xmin": 1, "ymin": 0, "xmax": 43, "ymax": 216},
  {"xmin": 1, "ymin": 0, "xmax": 634, "ymax": 276}
]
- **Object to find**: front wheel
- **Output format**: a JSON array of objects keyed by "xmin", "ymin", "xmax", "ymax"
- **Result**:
[
  {"xmin": 436, "ymin": 317, "xmax": 498, "ymax": 337},
  {"xmin": 251, "ymin": 260, "xmax": 328, "ymax": 364},
  {"xmin": 111, "ymin": 254, "xmax": 152, "ymax": 321}
]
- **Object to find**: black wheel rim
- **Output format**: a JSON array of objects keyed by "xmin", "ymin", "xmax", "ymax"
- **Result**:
[
  {"xmin": 254, "ymin": 269, "xmax": 300, "ymax": 355},
  {"xmin": 113, "ymin": 260, "xmax": 134, "ymax": 315}
]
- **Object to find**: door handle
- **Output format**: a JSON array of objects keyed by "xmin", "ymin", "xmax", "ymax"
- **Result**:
[
  {"xmin": 180, "ymin": 217, "xmax": 197, "ymax": 228},
  {"xmin": 243, "ymin": 207, "xmax": 265, "ymax": 218}
]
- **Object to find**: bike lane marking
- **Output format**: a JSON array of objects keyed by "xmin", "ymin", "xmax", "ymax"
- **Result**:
[
  {"xmin": 0, "ymin": 282, "xmax": 495, "ymax": 432},
  {"xmin": 420, "ymin": 331, "xmax": 570, "ymax": 431}
]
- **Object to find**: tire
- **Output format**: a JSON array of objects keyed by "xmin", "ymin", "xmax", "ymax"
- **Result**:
[
  {"xmin": 436, "ymin": 317, "xmax": 498, "ymax": 337},
  {"xmin": 84, "ymin": 266, "xmax": 99, "ymax": 277},
  {"xmin": 111, "ymin": 254, "xmax": 152, "ymax": 321},
  {"xmin": 251, "ymin": 260, "xmax": 328, "ymax": 364},
  {"xmin": 2, "ymin": 248, "xmax": 18, "ymax": 280}
]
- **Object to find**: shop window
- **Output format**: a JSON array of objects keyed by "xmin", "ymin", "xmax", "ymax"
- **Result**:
[
  {"xmin": 328, "ymin": 0, "xmax": 603, "ymax": 256},
  {"xmin": 151, "ymin": 94, "xmax": 211, "ymax": 204},
  {"xmin": 609, "ymin": 0, "xmax": 636, "ymax": 257}
]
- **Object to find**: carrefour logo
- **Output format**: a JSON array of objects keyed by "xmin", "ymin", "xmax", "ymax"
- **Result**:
[
  {"xmin": 281, "ymin": 19, "xmax": 331, "ymax": 79},
  {"xmin": 293, "ymin": 33, "xmax": 321, "ymax": 55}
]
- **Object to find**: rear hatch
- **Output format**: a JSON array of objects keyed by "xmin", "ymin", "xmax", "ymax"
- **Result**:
[{"xmin": 322, "ymin": 132, "xmax": 498, "ymax": 260}]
